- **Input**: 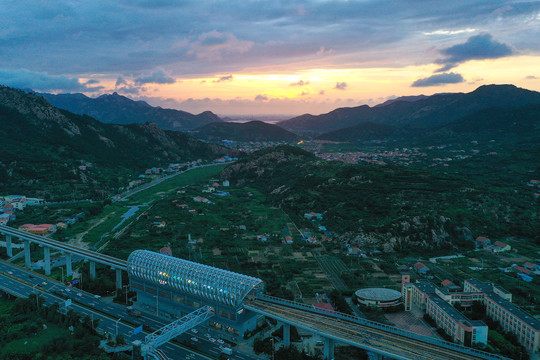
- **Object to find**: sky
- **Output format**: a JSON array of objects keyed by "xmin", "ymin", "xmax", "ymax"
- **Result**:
[{"xmin": 1, "ymin": 0, "xmax": 539, "ymax": 116}]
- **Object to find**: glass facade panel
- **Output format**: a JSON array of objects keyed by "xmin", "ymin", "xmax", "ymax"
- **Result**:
[{"xmin": 127, "ymin": 250, "xmax": 264, "ymax": 307}]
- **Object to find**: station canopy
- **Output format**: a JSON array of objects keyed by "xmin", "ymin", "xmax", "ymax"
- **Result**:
[{"xmin": 127, "ymin": 250, "xmax": 264, "ymax": 307}]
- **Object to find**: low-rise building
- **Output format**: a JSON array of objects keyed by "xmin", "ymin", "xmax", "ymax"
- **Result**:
[{"xmin": 403, "ymin": 276, "xmax": 539, "ymax": 353}]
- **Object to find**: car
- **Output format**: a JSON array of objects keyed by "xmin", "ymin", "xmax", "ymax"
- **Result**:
[
  {"xmin": 191, "ymin": 329, "xmax": 198, "ymax": 334},
  {"xmin": 36, "ymin": 284, "xmax": 42, "ymax": 287},
  {"xmin": 7, "ymin": 271, "xmax": 13, "ymax": 275},
  {"xmin": 209, "ymin": 337, "xmax": 216, "ymax": 343},
  {"xmin": 77, "ymin": 293, "xmax": 83, "ymax": 297},
  {"xmin": 42, "ymin": 282, "xmax": 47, "ymax": 286},
  {"xmin": 29, "ymin": 275, "xmax": 34, "ymax": 279},
  {"xmin": 65, "ymin": 288, "xmax": 71, "ymax": 292},
  {"xmin": 190, "ymin": 337, "xmax": 198, "ymax": 342},
  {"xmin": 93, "ymin": 295, "xmax": 101, "ymax": 300},
  {"xmin": 205, "ymin": 333, "xmax": 211, "ymax": 338},
  {"xmin": 217, "ymin": 339, "xmax": 224, "ymax": 344}
]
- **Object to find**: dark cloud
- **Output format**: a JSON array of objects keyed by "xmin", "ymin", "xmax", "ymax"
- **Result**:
[
  {"xmin": 213, "ymin": 75, "xmax": 234, "ymax": 83},
  {"xmin": 116, "ymin": 77, "xmax": 127, "ymax": 87},
  {"xmin": 254, "ymin": 94, "xmax": 268, "ymax": 101},
  {"xmin": 319, "ymin": 90, "xmax": 325, "ymax": 95},
  {"xmin": 290, "ymin": 80, "xmax": 310, "ymax": 86},
  {"xmin": 525, "ymin": 75, "xmax": 538, "ymax": 79},
  {"xmin": 411, "ymin": 72, "xmax": 464, "ymax": 87},
  {"xmin": 334, "ymin": 82, "xmax": 347, "ymax": 90},
  {"xmin": 117, "ymin": 86, "xmax": 141, "ymax": 94},
  {"xmin": 0, "ymin": 1, "xmax": 537, "ymax": 81},
  {"xmin": 435, "ymin": 34, "xmax": 514, "ymax": 72},
  {"xmin": 300, "ymin": 91, "xmax": 309, "ymax": 96},
  {"xmin": 0, "ymin": 68, "xmax": 103, "ymax": 92},
  {"xmin": 134, "ymin": 70, "xmax": 175, "ymax": 85}
]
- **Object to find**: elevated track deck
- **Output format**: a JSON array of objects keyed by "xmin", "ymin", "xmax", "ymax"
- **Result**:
[{"xmin": 246, "ymin": 296, "xmax": 509, "ymax": 360}]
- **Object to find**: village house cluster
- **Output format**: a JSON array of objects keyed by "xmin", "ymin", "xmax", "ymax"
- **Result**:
[
  {"xmin": 0, "ymin": 195, "xmax": 44, "ymax": 226},
  {"xmin": 315, "ymin": 148, "xmax": 426, "ymax": 166}
]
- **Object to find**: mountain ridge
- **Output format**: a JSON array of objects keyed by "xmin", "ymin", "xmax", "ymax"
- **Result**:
[
  {"xmin": 278, "ymin": 84, "xmax": 540, "ymax": 133},
  {"xmin": 0, "ymin": 85, "xmax": 234, "ymax": 199},
  {"xmin": 41, "ymin": 92, "xmax": 222, "ymax": 131}
]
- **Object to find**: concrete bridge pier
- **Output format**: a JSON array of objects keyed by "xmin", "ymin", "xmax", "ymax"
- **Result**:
[
  {"xmin": 90, "ymin": 261, "xmax": 96, "ymax": 280},
  {"xmin": 324, "ymin": 337, "xmax": 334, "ymax": 360},
  {"xmin": 43, "ymin": 246, "xmax": 51, "ymax": 275},
  {"xmin": 115, "ymin": 268, "xmax": 122, "ymax": 289},
  {"xmin": 283, "ymin": 323, "xmax": 291, "ymax": 346},
  {"xmin": 6, "ymin": 234, "xmax": 12, "ymax": 257},
  {"xmin": 66, "ymin": 253, "xmax": 72, "ymax": 277},
  {"xmin": 24, "ymin": 240, "xmax": 31, "ymax": 268}
]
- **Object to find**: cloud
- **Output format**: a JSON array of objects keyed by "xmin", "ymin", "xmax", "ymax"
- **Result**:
[
  {"xmin": 525, "ymin": 75, "xmax": 538, "ymax": 79},
  {"xmin": 117, "ymin": 86, "xmax": 141, "ymax": 94},
  {"xmin": 300, "ymin": 91, "xmax": 309, "ymax": 96},
  {"xmin": 134, "ymin": 69, "xmax": 175, "ymax": 85},
  {"xmin": 189, "ymin": 31, "xmax": 254, "ymax": 61},
  {"xmin": 334, "ymin": 82, "xmax": 347, "ymax": 90},
  {"xmin": 411, "ymin": 72, "xmax": 464, "ymax": 87},
  {"xmin": 254, "ymin": 94, "xmax": 268, "ymax": 101},
  {"xmin": 115, "ymin": 77, "xmax": 127, "ymax": 87},
  {"xmin": 423, "ymin": 28, "xmax": 476, "ymax": 36},
  {"xmin": 435, "ymin": 34, "xmax": 514, "ymax": 72},
  {"xmin": 319, "ymin": 90, "xmax": 325, "ymax": 95},
  {"xmin": 213, "ymin": 75, "xmax": 234, "ymax": 83},
  {"xmin": 0, "ymin": 68, "xmax": 103, "ymax": 92},
  {"xmin": 289, "ymin": 80, "xmax": 309, "ymax": 87}
]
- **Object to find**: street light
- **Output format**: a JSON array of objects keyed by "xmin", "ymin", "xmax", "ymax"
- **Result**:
[{"xmin": 115, "ymin": 318, "xmax": 122, "ymax": 337}]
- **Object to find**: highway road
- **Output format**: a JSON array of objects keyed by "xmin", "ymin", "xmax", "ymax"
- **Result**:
[
  {"xmin": 0, "ymin": 260, "xmax": 253, "ymax": 360},
  {"xmin": 117, "ymin": 162, "xmax": 233, "ymax": 202}
]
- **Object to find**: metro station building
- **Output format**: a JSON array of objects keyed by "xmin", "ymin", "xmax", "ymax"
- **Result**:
[{"xmin": 127, "ymin": 250, "xmax": 265, "ymax": 340}]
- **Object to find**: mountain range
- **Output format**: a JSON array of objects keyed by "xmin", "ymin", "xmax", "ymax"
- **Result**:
[
  {"xmin": 0, "ymin": 85, "xmax": 234, "ymax": 199},
  {"xmin": 279, "ymin": 85, "xmax": 540, "ymax": 134},
  {"xmin": 192, "ymin": 121, "xmax": 299, "ymax": 142},
  {"xmin": 41, "ymin": 92, "xmax": 222, "ymax": 131}
]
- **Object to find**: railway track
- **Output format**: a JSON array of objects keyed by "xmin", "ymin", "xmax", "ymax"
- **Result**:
[{"xmin": 247, "ymin": 297, "xmax": 508, "ymax": 360}]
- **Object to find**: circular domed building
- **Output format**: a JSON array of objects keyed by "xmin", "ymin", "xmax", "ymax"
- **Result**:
[{"xmin": 355, "ymin": 288, "xmax": 402, "ymax": 311}]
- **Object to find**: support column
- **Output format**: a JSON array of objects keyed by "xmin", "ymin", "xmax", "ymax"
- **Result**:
[
  {"xmin": 132, "ymin": 340, "xmax": 142, "ymax": 360},
  {"xmin": 89, "ymin": 261, "xmax": 96, "ymax": 280},
  {"xmin": 323, "ymin": 338, "xmax": 334, "ymax": 360},
  {"xmin": 283, "ymin": 323, "xmax": 290, "ymax": 346},
  {"xmin": 6, "ymin": 234, "xmax": 12, "ymax": 257},
  {"xmin": 24, "ymin": 240, "xmax": 31, "ymax": 269},
  {"xmin": 116, "ymin": 269, "xmax": 123, "ymax": 289},
  {"xmin": 44, "ymin": 246, "xmax": 51, "ymax": 275},
  {"xmin": 66, "ymin": 253, "xmax": 72, "ymax": 277}
]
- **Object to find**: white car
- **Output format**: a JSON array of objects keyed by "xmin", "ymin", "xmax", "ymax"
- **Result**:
[
  {"xmin": 190, "ymin": 337, "xmax": 198, "ymax": 342},
  {"xmin": 209, "ymin": 337, "xmax": 216, "ymax": 343},
  {"xmin": 191, "ymin": 329, "xmax": 198, "ymax": 334},
  {"xmin": 217, "ymin": 339, "xmax": 224, "ymax": 344},
  {"xmin": 77, "ymin": 292, "xmax": 83, "ymax": 297}
]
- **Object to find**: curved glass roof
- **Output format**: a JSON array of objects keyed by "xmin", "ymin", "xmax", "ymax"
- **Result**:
[{"xmin": 127, "ymin": 250, "xmax": 264, "ymax": 308}]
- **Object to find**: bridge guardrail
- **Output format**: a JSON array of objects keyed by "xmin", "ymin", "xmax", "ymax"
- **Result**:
[{"xmin": 255, "ymin": 295, "xmax": 509, "ymax": 360}]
